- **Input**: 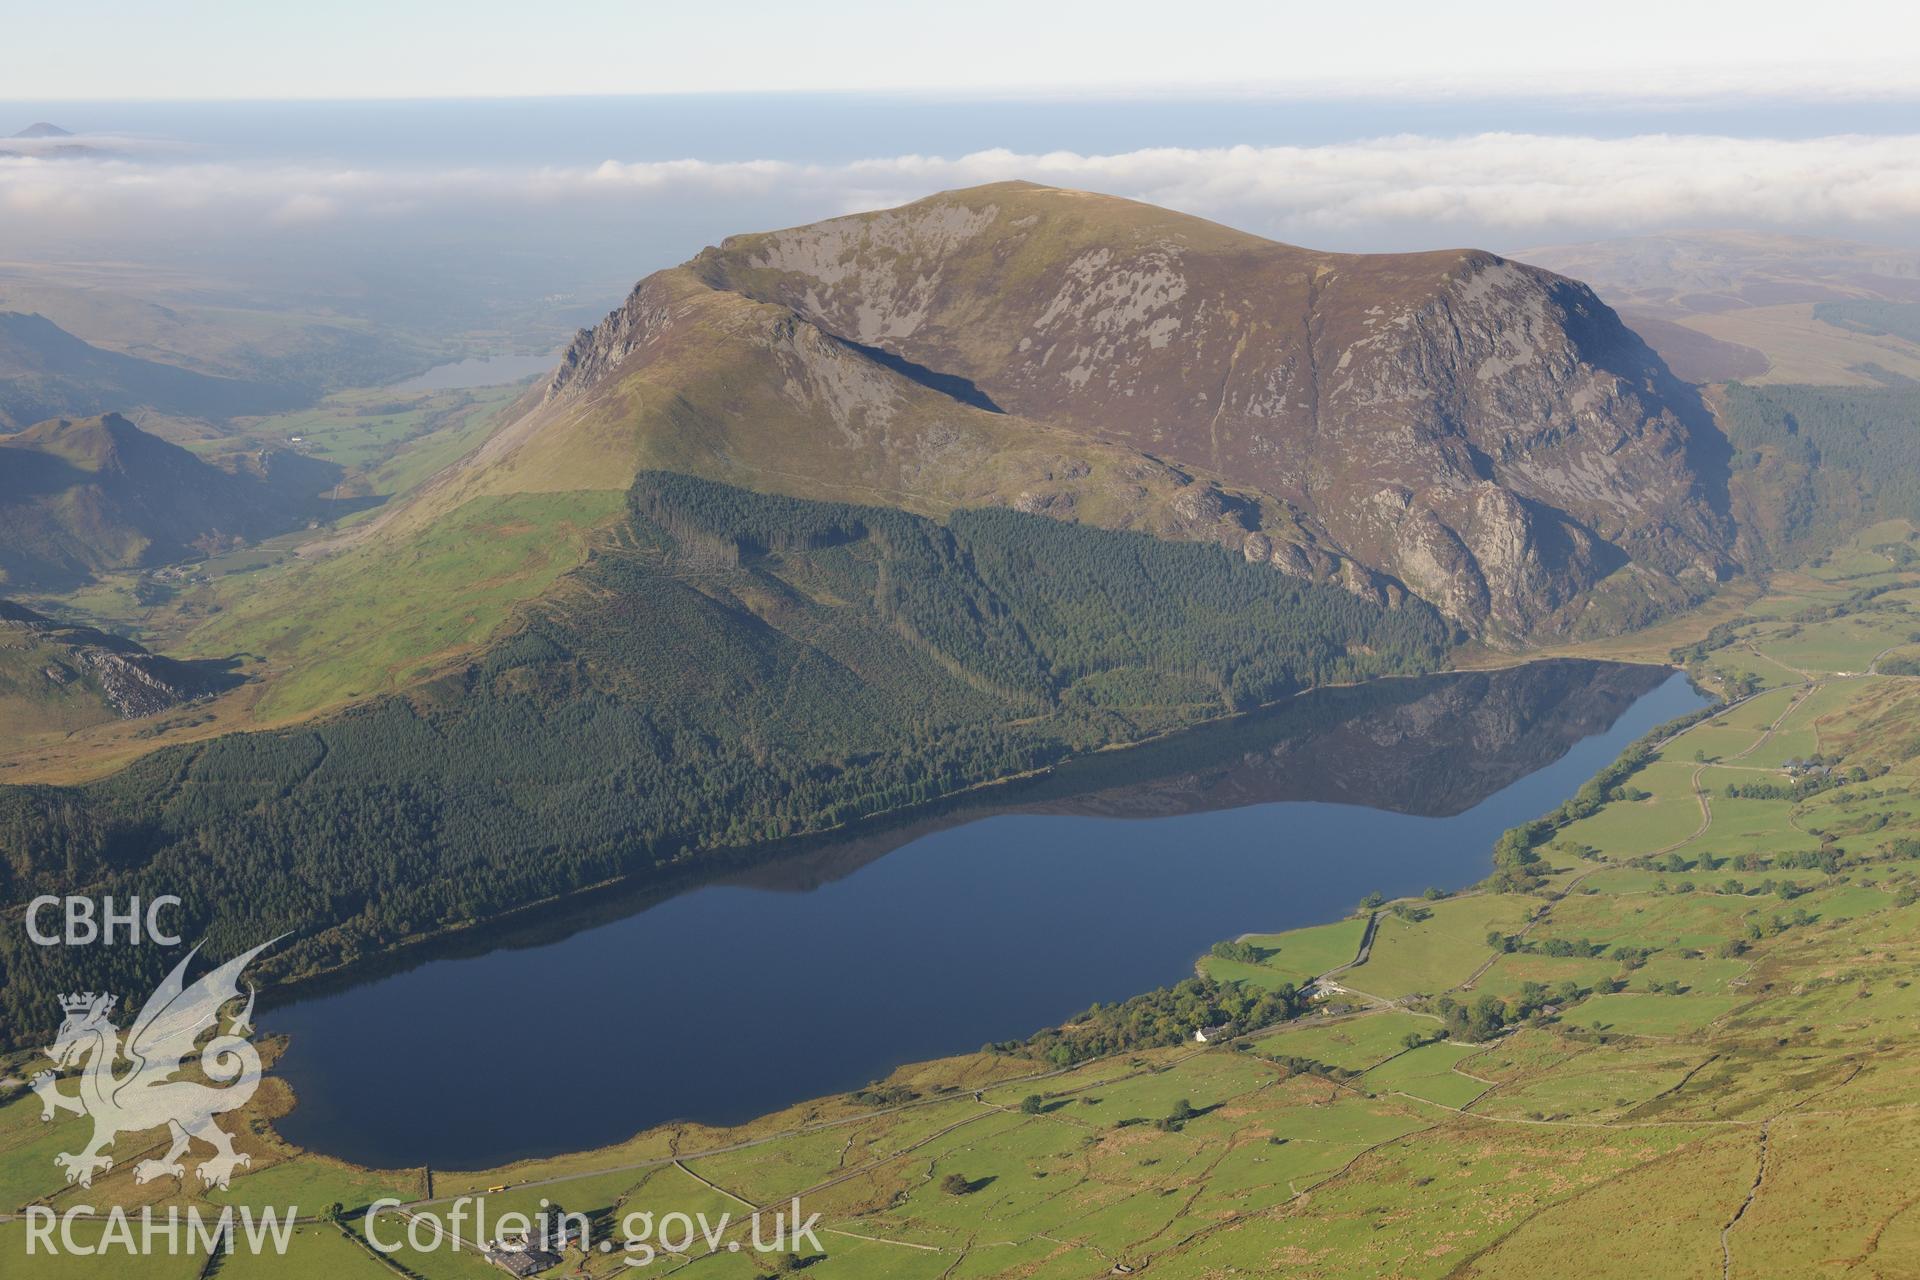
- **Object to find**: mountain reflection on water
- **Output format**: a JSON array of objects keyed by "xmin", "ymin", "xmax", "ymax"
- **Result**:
[{"xmin": 269, "ymin": 659, "xmax": 1702, "ymax": 1169}]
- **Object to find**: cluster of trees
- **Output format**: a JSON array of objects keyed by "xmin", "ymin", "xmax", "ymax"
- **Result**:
[
  {"xmin": 1433, "ymin": 993, "xmax": 1510, "ymax": 1041},
  {"xmin": 1733, "ymin": 870, "xmax": 1837, "ymax": 905},
  {"xmin": 1634, "ymin": 850, "xmax": 1842, "ymax": 887},
  {"xmin": 1813, "ymin": 301, "xmax": 1920, "ymax": 345},
  {"xmin": 1671, "ymin": 620, "xmax": 1748, "ymax": 668},
  {"xmin": 1431, "ymin": 979, "xmax": 1585, "ymax": 1042},
  {"xmin": 1706, "ymin": 878, "xmax": 1800, "ymax": 899},
  {"xmin": 1485, "ymin": 932, "xmax": 1608, "ymax": 960},
  {"xmin": 1725, "ymin": 767, "xmax": 1874, "ymax": 802},
  {"xmin": 1742, "ymin": 907, "xmax": 1819, "ymax": 940},
  {"xmin": 1775, "ymin": 847, "xmax": 1845, "ymax": 871},
  {"xmin": 1489, "ymin": 821, "xmax": 1552, "ymax": 887},
  {"xmin": 1608, "ymin": 945, "xmax": 1659, "ymax": 970},
  {"xmin": 630, "ymin": 472, "xmax": 1456, "ymax": 712},
  {"xmin": 1672, "ymin": 617, "xmax": 1782, "ymax": 694},
  {"xmin": 1788, "ymin": 582, "xmax": 1902, "ymax": 624},
  {"xmin": 1264, "ymin": 1055, "xmax": 1358, "ymax": 1084},
  {"xmin": 1005, "ymin": 976, "xmax": 1300, "ymax": 1067},
  {"xmin": 0, "ymin": 475, "xmax": 1461, "ymax": 1045},
  {"xmin": 1721, "ymin": 381, "xmax": 1920, "ymax": 562},
  {"xmin": 1639, "ymin": 848, "xmax": 1840, "ymax": 877},
  {"xmin": 1107, "ymin": 1095, "xmax": 1231, "ymax": 1132},
  {"xmin": 1510, "ymin": 980, "xmax": 1581, "ymax": 1016}
]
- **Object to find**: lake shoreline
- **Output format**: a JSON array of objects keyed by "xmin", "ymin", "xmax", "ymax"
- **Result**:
[
  {"xmin": 260, "ymin": 654, "xmax": 1677, "ymax": 1015},
  {"xmin": 266, "ymin": 660, "xmax": 1705, "ymax": 1168}
]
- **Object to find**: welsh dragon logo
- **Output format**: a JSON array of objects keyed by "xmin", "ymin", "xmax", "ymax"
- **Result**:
[{"xmin": 31, "ymin": 938, "xmax": 277, "ymax": 1191}]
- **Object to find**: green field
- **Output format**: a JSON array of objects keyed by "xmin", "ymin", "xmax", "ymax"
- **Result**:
[
  {"xmin": 1756, "ymin": 617, "xmax": 1913, "ymax": 676},
  {"xmin": 1360, "ymin": 1039, "xmax": 1489, "ymax": 1107},
  {"xmin": 1198, "ymin": 917, "xmax": 1367, "ymax": 988},
  {"xmin": 1666, "ymin": 788, "xmax": 1816, "ymax": 860},
  {"xmin": 14, "ymin": 529, "xmax": 1920, "ymax": 1277},
  {"xmin": 185, "ymin": 489, "xmax": 623, "ymax": 717},
  {"xmin": 1343, "ymin": 894, "xmax": 1535, "ymax": 999},
  {"xmin": 221, "ymin": 384, "xmax": 522, "ymax": 479},
  {"xmin": 1552, "ymin": 760, "xmax": 1706, "ymax": 856}
]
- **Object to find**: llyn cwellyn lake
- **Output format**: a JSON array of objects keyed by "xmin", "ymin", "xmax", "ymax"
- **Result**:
[
  {"xmin": 7, "ymin": 11, "xmax": 1920, "ymax": 1276},
  {"xmin": 268, "ymin": 662, "xmax": 1703, "ymax": 1167}
]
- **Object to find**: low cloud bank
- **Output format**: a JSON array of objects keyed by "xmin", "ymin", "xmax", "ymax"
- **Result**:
[{"xmin": 4, "ymin": 131, "xmax": 1917, "ymax": 251}]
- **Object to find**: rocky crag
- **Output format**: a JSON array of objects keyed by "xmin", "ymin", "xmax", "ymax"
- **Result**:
[{"xmin": 531, "ymin": 183, "xmax": 1737, "ymax": 643}]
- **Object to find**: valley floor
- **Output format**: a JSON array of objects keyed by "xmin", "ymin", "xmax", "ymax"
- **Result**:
[{"xmin": 9, "ymin": 525, "xmax": 1920, "ymax": 1277}]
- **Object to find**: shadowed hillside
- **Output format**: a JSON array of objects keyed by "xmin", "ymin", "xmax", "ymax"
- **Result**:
[
  {"xmin": 0, "ymin": 310, "xmax": 302, "ymax": 430},
  {"xmin": 0, "ymin": 471, "xmax": 1455, "ymax": 1046},
  {"xmin": 0, "ymin": 412, "xmax": 328, "ymax": 587}
]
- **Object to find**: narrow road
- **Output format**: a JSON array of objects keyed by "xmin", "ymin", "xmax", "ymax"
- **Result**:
[
  {"xmin": 1729, "ymin": 683, "xmax": 1816, "ymax": 764},
  {"xmin": 1319, "ymin": 911, "xmax": 1379, "ymax": 979},
  {"xmin": 1651, "ymin": 763, "xmax": 1715, "ymax": 858}
]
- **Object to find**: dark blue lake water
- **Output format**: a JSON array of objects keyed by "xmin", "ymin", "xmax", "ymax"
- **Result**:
[{"xmin": 267, "ymin": 661, "xmax": 1704, "ymax": 1169}]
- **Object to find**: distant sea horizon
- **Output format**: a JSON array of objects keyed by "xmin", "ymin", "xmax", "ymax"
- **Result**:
[
  {"xmin": 6, "ymin": 90, "xmax": 1918, "ymax": 171},
  {"xmin": 4, "ymin": 91, "xmax": 1915, "ymax": 353}
]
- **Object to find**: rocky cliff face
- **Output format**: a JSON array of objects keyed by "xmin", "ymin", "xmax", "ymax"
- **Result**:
[
  {"xmin": 544, "ymin": 182, "xmax": 1737, "ymax": 642},
  {"xmin": 531, "ymin": 266, "xmax": 1334, "ymax": 564},
  {"xmin": 0, "ymin": 600, "xmax": 233, "ymax": 718}
]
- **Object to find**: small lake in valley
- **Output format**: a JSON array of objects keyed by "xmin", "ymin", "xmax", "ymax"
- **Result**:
[
  {"xmin": 267, "ymin": 660, "xmax": 1706, "ymax": 1169},
  {"xmin": 388, "ymin": 350, "xmax": 564, "ymax": 393}
]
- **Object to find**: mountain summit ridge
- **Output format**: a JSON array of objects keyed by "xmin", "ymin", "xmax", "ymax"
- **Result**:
[{"xmin": 540, "ymin": 182, "xmax": 1736, "ymax": 641}]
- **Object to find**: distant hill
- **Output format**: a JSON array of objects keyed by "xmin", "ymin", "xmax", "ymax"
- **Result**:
[
  {"xmin": 1522, "ymin": 231, "xmax": 1920, "ymax": 385},
  {"xmin": 0, "ymin": 413, "xmax": 315, "ymax": 588},
  {"xmin": 0, "ymin": 310, "xmax": 303, "ymax": 430},
  {"xmin": 11, "ymin": 123, "xmax": 73, "ymax": 138}
]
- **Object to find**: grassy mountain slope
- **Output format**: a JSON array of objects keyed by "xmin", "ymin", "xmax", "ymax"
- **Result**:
[
  {"xmin": 182, "ymin": 488, "xmax": 622, "ymax": 719},
  {"xmin": 513, "ymin": 185, "xmax": 1737, "ymax": 644},
  {"xmin": 0, "ymin": 472, "xmax": 1452, "ymax": 1046}
]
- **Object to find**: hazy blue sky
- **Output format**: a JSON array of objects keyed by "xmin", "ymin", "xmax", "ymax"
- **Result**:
[{"xmin": 12, "ymin": 0, "xmax": 1920, "ymax": 100}]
